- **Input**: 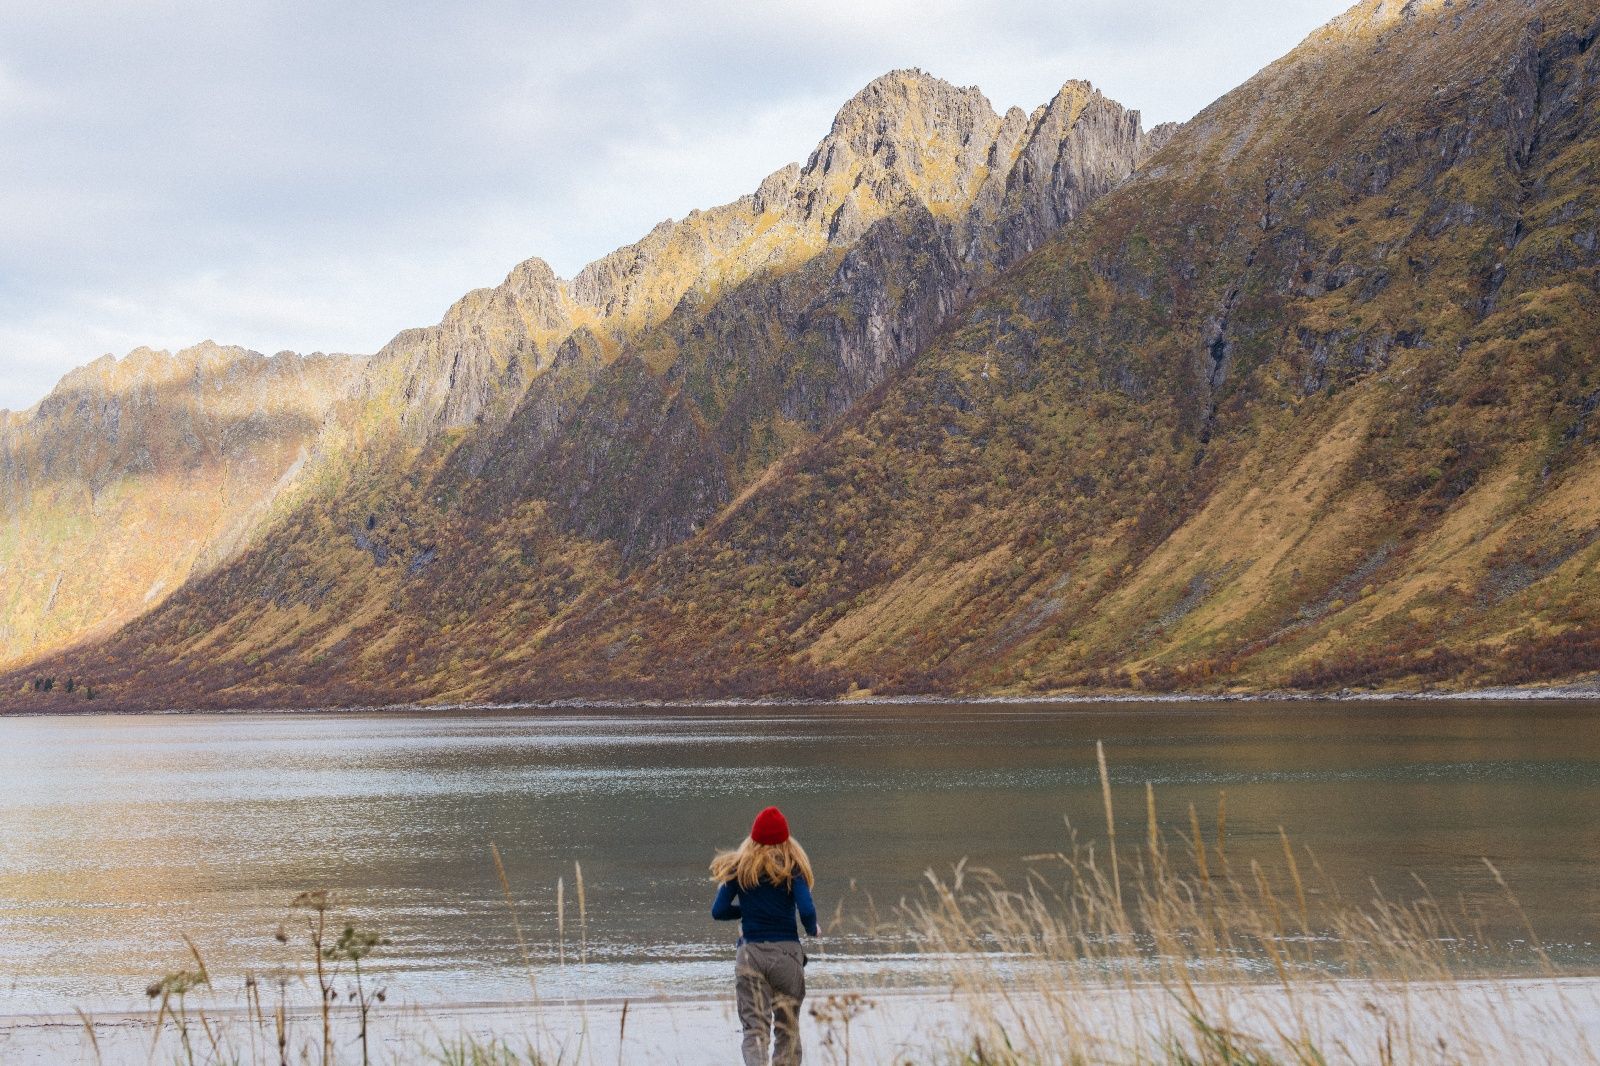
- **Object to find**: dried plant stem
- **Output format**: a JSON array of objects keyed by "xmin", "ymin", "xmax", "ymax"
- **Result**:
[
  {"xmin": 1484, "ymin": 857, "xmax": 1555, "ymax": 974},
  {"xmin": 1216, "ymin": 789, "xmax": 1229, "ymax": 859},
  {"xmin": 490, "ymin": 842, "xmax": 539, "ymax": 1000},
  {"xmin": 1096, "ymin": 739, "xmax": 1120, "ymax": 904},
  {"xmin": 73, "ymin": 1008, "xmax": 102, "ymax": 1066},
  {"xmin": 1189, "ymin": 802, "xmax": 1210, "ymax": 888},
  {"xmin": 576, "ymin": 861, "xmax": 588, "ymax": 966},
  {"xmin": 1145, "ymin": 781, "xmax": 1159, "ymax": 861},
  {"xmin": 1280, "ymin": 825, "xmax": 1309, "ymax": 939}
]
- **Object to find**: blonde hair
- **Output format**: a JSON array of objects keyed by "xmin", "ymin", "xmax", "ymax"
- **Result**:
[{"xmin": 709, "ymin": 836, "xmax": 815, "ymax": 891}]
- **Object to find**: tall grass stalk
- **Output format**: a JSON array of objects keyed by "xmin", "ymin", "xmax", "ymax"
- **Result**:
[
  {"xmin": 491, "ymin": 843, "xmax": 539, "ymax": 1001},
  {"xmin": 575, "ymin": 863, "xmax": 588, "ymax": 967},
  {"xmin": 556, "ymin": 876, "xmax": 566, "ymax": 968},
  {"xmin": 1096, "ymin": 740, "xmax": 1119, "ymax": 904},
  {"xmin": 73, "ymin": 1007, "xmax": 102, "ymax": 1066}
]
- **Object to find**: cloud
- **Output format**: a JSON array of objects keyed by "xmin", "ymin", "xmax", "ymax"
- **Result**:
[
  {"xmin": 0, "ymin": 59, "xmax": 50, "ymax": 120},
  {"xmin": 0, "ymin": 0, "xmax": 1349, "ymax": 411}
]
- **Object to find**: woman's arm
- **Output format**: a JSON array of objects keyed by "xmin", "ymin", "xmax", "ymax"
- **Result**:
[
  {"xmin": 711, "ymin": 881, "xmax": 741, "ymax": 921},
  {"xmin": 793, "ymin": 878, "xmax": 819, "ymax": 936}
]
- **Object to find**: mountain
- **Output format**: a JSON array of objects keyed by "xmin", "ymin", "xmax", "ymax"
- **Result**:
[
  {"xmin": 1, "ymin": 69, "xmax": 1153, "ymax": 696},
  {"xmin": 5, "ymin": 0, "xmax": 1599, "ymax": 709},
  {"xmin": 0, "ymin": 343, "xmax": 361, "ymax": 667}
]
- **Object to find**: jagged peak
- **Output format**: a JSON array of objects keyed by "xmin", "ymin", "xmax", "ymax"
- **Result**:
[
  {"xmin": 1024, "ymin": 79, "xmax": 1141, "ymax": 136},
  {"xmin": 834, "ymin": 67, "xmax": 989, "ymax": 107},
  {"xmin": 1141, "ymin": 121, "xmax": 1183, "ymax": 160},
  {"xmin": 429, "ymin": 255, "xmax": 567, "ymax": 337},
  {"xmin": 503, "ymin": 256, "xmax": 558, "ymax": 290},
  {"xmin": 753, "ymin": 162, "xmax": 802, "ymax": 213},
  {"xmin": 1044, "ymin": 78, "xmax": 1097, "ymax": 108},
  {"xmin": 785, "ymin": 68, "xmax": 1015, "ymax": 241},
  {"xmin": 822, "ymin": 68, "xmax": 999, "ymax": 148}
]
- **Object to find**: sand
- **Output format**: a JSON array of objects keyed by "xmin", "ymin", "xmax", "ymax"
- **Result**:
[{"xmin": 3, "ymin": 975, "xmax": 1598, "ymax": 1064}]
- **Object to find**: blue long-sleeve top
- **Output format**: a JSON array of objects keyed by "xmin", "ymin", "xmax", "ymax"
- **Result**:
[{"xmin": 711, "ymin": 876, "xmax": 818, "ymax": 942}]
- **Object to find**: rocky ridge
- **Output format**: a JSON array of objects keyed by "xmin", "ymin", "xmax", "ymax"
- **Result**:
[{"xmin": 367, "ymin": 71, "xmax": 1155, "ymax": 442}]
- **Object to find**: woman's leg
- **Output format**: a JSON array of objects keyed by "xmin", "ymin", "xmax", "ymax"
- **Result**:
[
  {"xmin": 767, "ymin": 942, "xmax": 807, "ymax": 1066},
  {"xmin": 735, "ymin": 943, "xmax": 774, "ymax": 1066}
]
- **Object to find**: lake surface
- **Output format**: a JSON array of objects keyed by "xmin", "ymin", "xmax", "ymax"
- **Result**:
[{"xmin": 2, "ymin": 701, "xmax": 1598, "ymax": 1015}]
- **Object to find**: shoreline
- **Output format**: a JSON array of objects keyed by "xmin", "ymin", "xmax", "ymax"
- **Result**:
[{"xmin": 3, "ymin": 680, "xmax": 1598, "ymax": 717}]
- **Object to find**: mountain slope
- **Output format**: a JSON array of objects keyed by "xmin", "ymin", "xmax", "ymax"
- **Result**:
[
  {"xmin": 6, "ymin": 0, "xmax": 1599, "ymax": 708},
  {"xmin": 0, "ymin": 70, "xmax": 1154, "ymax": 697},
  {"xmin": 512, "ymin": 0, "xmax": 1600, "ymax": 699}
]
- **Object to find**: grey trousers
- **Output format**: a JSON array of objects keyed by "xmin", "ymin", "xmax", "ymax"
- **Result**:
[{"xmin": 734, "ymin": 940, "xmax": 806, "ymax": 1066}]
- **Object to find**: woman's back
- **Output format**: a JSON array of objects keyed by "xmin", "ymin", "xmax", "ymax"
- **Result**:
[{"xmin": 712, "ymin": 875, "xmax": 817, "ymax": 942}]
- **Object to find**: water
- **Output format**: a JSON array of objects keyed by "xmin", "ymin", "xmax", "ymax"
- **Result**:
[{"xmin": 2, "ymin": 701, "xmax": 1598, "ymax": 1014}]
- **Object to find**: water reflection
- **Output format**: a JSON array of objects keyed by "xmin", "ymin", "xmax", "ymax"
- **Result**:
[{"xmin": 0, "ymin": 702, "xmax": 1597, "ymax": 1012}]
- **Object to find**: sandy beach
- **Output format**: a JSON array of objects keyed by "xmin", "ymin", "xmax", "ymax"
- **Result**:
[{"xmin": 3, "ymin": 975, "xmax": 1599, "ymax": 1065}]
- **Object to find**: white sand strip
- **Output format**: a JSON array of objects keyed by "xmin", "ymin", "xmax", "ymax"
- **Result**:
[{"xmin": 2, "ymin": 977, "xmax": 1598, "ymax": 1064}]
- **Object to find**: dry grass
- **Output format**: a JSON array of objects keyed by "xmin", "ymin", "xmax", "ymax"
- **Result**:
[{"xmin": 885, "ymin": 747, "xmax": 1599, "ymax": 1064}]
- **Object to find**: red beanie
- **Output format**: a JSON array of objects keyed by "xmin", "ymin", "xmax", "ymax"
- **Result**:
[{"xmin": 750, "ymin": 806, "xmax": 790, "ymax": 845}]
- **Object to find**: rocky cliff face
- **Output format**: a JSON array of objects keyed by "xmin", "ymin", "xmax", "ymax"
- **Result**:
[
  {"xmin": 367, "ymin": 70, "xmax": 1152, "ymax": 449},
  {"xmin": 370, "ymin": 256, "xmax": 570, "ymax": 435},
  {"xmin": 498, "ymin": 71, "xmax": 1154, "ymax": 559},
  {"xmin": 7, "ymin": 0, "xmax": 1599, "ymax": 707}
]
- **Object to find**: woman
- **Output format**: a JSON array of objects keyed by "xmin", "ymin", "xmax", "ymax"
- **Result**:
[{"xmin": 710, "ymin": 806, "xmax": 818, "ymax": 1065}]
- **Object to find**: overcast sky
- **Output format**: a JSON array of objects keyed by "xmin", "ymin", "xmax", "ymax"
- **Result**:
[{"xmin": 0, "ymin": 0, "xmax": 1349, "ymax": 411}]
